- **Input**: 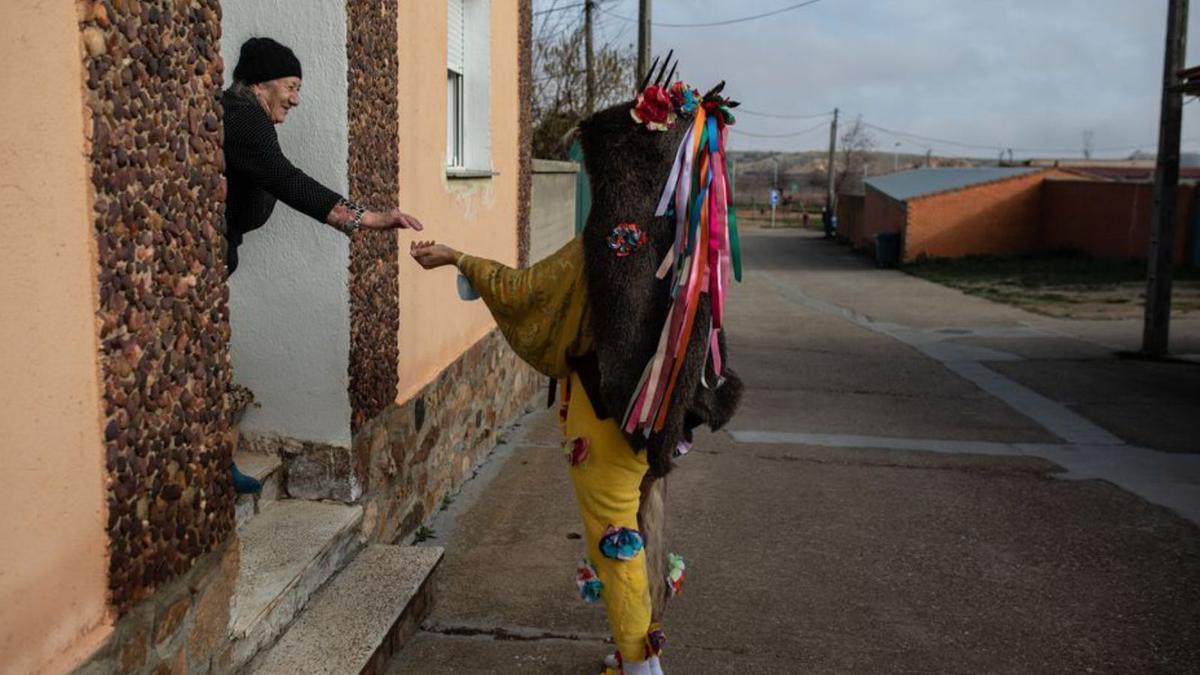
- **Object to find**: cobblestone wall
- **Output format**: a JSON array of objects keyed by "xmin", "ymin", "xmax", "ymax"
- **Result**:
[
  {"xmin": 347, "ymin": 0, "xmax": 401, "ymax": 432},
  {"xmin": 79, "ymin": 0, "xmax": 234, "ymax": 613},
  {"xmin": 517, "ymin": 0, "xmax": 533, "ymax": 267}
]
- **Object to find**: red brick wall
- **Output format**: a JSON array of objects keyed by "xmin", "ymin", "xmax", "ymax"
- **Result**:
[
  {"xmin": 861, "ymin": 186, "xmax": 908, "ymax": 250},
  {"xmin": 1041, "ymin": 179, "xmax": 1194, "ymax": 264},
  {"xmin": 836, "ymin": 194, "xmax": 864, "ymax": 246},
  {"xmin": 903, "ymin": 170, "xmax": 1076, "ymax": 260}
]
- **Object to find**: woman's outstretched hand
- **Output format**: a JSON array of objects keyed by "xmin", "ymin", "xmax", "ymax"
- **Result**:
[
  {"xmin": 365, "ymin": 208, "xmax": 424, "ymax": 231},
  {"xmin": 409, "ymin": 240, "xmax": 460, "ymax": 269}
]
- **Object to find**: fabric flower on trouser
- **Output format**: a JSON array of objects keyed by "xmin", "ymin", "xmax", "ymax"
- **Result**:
[
  {"xmin": 564, "ymin": 436, "xmax": 590, "ymax": 466},
  {"xmin": 645, "ymin": 624, "xmax": 667, "ymax": 656},
  {"xmin": 599, "ymin": 525, "xmax": 644, "ymax": 561},
  {"xmin": 631, "ymin": 84, "xmax": 677, "ymax": 131},
  {"xmin": 576, "ymin": 558, "xmax": 603, "ymax": 603},
  {"xmin": 666, "ymin": 553, "xmax": 685, "ymax": 598}
]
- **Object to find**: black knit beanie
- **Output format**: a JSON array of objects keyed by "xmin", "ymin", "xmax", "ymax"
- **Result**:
[{"xmin": 233, "ymin": 37, "xmax": 302, "ymax": 85}]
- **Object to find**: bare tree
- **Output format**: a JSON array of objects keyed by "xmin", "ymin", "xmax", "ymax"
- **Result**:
[
  {"xmin": 835, "ymin": 115, "xmax": 876, "ymax": 196},
  {"xmin": 532, "ymin": 16, "xmax": 635, "ymax": 159}
]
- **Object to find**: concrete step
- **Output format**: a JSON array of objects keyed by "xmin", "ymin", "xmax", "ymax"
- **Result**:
[
  {"xmin": 234, "ymin": 450, "xmax": 284, "ymax": 530},
  {"xmin": 228, "ymin": 500, "xmax": 364, "ymax": 672},
  {"xmin": 245, "ymin": 545, "xmax": 443, "ymax": 675}
]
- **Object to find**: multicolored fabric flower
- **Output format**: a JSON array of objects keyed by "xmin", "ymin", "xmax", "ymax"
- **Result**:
[
  {"xmin": 631, "ymin": 84, "xmax": 677, "ymax": 131},
  {"xmin": 700, "ymin": 83, "xmax": 739, "ymax": 127},
  {"xmin": 599, "ymin": 525, "xmax": 644, "ymax": 561},
  {"xmin": 607, "ymin": 223, "xmax": 645, "ymax": 257},
  {"xmin": 668, "ymin": 82, "xmax": 701, "ymax": 116},
  {"xmin": 564, "ymin": 436, "xmax": 589, "ymax": 467},
  {"xmin": 646, "ymin": 624, "xmax": 667, "ymax": 656},
  {"xmin": 666, "ymin": 553, "xmax": 685, "ymax": 598},
  {"xmin": 576, "ymin": 558, "xmax": 603, "ymax": 603}
]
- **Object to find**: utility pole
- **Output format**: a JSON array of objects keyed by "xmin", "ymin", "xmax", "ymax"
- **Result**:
[
  {"xmin": 637, "ymin": 0, "xmax": 652, "ymax": 85},
  {"xmin": 1143, "ymin": 0, "xmax": 1189, "ymax": 357},
  {"xmin": 925, "ymin": 148, "xmax": 933, "ymax": 167},
  {"xmin": 825, "ymin": 108, "xmax": 838, "ymax": 210},
  {"xmin": 584, "ymin": 0, "xmax": 595, "ymax": 113}
]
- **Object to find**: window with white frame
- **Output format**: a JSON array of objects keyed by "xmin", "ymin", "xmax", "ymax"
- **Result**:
[{"xmin": 446, "ymin": 0, "xmax": 491, "ymax": 174}]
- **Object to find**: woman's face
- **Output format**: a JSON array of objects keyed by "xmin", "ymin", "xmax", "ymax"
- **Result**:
[{"xmin": 253, "ymin": 76, "xmax": 302, "ymax": 124}]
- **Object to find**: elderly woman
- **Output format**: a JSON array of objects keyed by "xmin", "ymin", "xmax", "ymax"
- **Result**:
[
  {"xmin": 223, "ymin": 37, "xmax": 424, "ymax": 492},
  {"xmin": 222, "ymin": 36, "xmax": 423, "ymax": 273}
]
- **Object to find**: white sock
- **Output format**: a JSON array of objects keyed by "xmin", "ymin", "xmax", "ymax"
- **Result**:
[
  {"xmin": 648, "ymin": 655, "xmax": 664, "ymax": 675},
  {"xmin": 622, "ymin": 660, "xmax": 652, "ymax": 675}
]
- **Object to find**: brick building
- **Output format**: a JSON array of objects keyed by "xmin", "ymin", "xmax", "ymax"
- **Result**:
[{"xmin": 839, "ymin": 167, "xmax": 1198, "ymax": 266}]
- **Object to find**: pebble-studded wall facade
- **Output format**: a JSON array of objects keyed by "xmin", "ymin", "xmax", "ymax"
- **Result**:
[
  {"xmin": 346, "ymin": 0, "xmax": 401, "ymax": 433},
  {"xmin": 79, "ymin": 0, "xmax": 234, "ymax": 614},
  {"xmin": 517, "ymin": 0, "xmax": 533, "ymax": 267}
]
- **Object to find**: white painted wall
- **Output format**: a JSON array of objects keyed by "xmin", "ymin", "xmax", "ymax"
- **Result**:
[{"xmin": 221, "ymin": 1, "xmax": 351, "ymax": 447}]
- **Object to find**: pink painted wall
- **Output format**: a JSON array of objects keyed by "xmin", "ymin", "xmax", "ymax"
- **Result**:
[
  {"xmin": 0, "ymin": 2, "xmax": 112, "ymax": 672},
  {"xmin": 394, "ymin": 1, "xmax": 523, "ymax": 403}
]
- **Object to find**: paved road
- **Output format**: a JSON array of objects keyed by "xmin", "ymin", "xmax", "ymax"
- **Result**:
[{"xmin": 389, "ymin": 227, "xmax": 1200, "ymax": 674}]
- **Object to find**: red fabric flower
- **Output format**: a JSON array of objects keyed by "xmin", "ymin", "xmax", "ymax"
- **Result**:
[
  {"xmin": 565, "ymin": 436, "xmax": 589, "ymax": 466},
  {"xmin": 631, "ymin": 84, "xmax": 677, "ymax": 131}
]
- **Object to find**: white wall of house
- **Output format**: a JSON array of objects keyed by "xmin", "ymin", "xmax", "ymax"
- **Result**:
[{"xmin": 220, "ymin": 2, "xmax": 352, "ymax": 447}]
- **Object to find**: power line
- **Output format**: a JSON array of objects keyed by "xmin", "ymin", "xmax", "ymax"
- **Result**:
[
  {"xmin": 600, "ymin": 0, "xmax": 826, "ymax": 28},
  {"xmin": 738, "ymin": 108, "xmax": 833, "ymax": 120},
  {"xmin": 534, "ymin": 2, "xmax": 586, "ymax": 17},
  {"xmin": 861, "ymin": 120, "xmax": 1173, "ymax": 155},
  {"xmin": 731, "ymin": 119, "xmax": 830, "ymax": 138}
]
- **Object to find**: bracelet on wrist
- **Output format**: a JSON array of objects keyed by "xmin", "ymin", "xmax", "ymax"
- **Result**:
[{"xmin": 338, "ymin": 198, "xmax": 367, "ymax": 233}]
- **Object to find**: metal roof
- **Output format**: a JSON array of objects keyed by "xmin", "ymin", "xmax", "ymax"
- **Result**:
[{"xmin": 864, "ymin": 167, "xmax": 1040, "ymax": 202}]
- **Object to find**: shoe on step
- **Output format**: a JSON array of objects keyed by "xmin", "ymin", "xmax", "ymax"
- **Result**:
[{"xmin": 232, "ymin": 462, "xmax": 262, "ymax": 495}]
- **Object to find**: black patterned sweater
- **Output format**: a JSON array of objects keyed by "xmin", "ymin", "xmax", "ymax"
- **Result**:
[{"xmin": 221, "ymin": 87, "xmax": 345, "ymax": 274}]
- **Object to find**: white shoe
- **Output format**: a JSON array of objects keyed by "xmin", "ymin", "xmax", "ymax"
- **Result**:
[{"xmin": 603, "ymin": 652, "xmax": 663, "ymax": 674}]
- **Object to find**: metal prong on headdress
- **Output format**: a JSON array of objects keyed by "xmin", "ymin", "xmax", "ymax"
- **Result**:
[
  {"xmin": 654, "ymin": 49, "xmax": 674, "ymax": 86},
  {"xmin": 664, "ymin": 61, "xmax": 678, "ymax": 87},
  {"xmin": 639, "ymin": 55, "xmax": 660, "ymax": 91},
  {"xmin": 703, "ymin": 80, "xmax": 726, "ymax": 99}
]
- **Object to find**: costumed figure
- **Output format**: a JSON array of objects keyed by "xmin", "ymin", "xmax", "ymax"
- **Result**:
[{"xmin": 411, "ymin": 54, "xmax": 744, "ymax": 675}]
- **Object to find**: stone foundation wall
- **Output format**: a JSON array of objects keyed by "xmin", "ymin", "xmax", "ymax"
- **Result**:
[
  {"xmin": 73, "ymin": 540, "xmax": 239, "ymax": 675},
  {"xmin": 79, "ymin": 0, "xmax": 234, "ymax": 612},
  {"xmin": 355, "ymin": 331, "xmax": 542, "ymax": 544}
]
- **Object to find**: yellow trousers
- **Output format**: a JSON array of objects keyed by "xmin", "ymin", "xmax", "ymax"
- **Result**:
[{"xmin": 564, "ymin": 372, "xmax": 652, "ymax": 663}]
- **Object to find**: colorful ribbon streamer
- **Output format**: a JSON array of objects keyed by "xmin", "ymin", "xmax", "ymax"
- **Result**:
[{"xmin": 622, "ymin": 103, "xmax": 741, "ymax": 436}]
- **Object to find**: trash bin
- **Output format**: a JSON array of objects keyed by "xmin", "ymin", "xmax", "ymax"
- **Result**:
[{"xmin": 875, "ymin": 232, "xmax": 901, "ymax": 268}]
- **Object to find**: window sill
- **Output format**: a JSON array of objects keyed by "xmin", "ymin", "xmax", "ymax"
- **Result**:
[{"xmin": 446, "ymin": 168, "xmax": 498, "ymax": 180}]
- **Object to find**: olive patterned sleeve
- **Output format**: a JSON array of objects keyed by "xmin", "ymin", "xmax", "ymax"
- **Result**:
[{"xmin": 223, "ymin": 102, "xmax": 344, "ymax": 227}]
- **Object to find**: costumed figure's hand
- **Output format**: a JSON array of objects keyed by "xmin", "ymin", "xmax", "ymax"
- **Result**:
[
  {"xmin": 409, "ymin": 240, "xmax": 460, "ymax": 269},
  {"xmin": 364, "ymin": 208, "xmax": 425, "ymax": 231}
]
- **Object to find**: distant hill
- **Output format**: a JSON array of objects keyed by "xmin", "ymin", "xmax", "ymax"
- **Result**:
[{"xmin": 728, "ymin": 150, "xmax": 989, "ymax": 207}]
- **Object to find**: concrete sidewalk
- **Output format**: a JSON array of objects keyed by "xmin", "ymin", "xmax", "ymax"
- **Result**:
[{"xmin": 388, "ymin": 228, "xmax": 1200, "ymax": 674}]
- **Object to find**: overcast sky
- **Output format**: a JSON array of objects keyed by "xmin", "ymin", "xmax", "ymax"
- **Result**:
[{"xmin": 536, "ymin": 0, "xmax": 1200, "ymax": 159}]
